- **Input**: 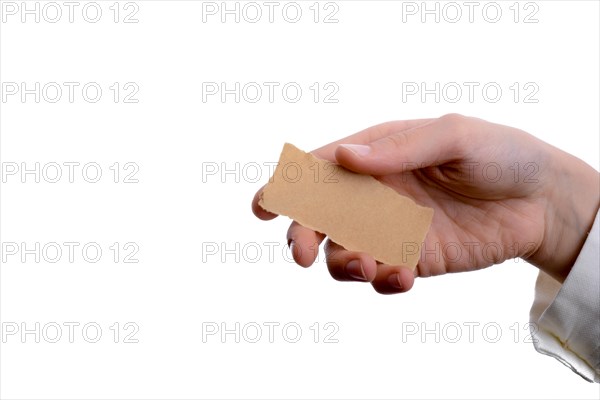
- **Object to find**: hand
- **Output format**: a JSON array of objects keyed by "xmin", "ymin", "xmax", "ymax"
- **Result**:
[{"xmin": 252, "ymin": 114, "xmax": 599, "ymax": 294}]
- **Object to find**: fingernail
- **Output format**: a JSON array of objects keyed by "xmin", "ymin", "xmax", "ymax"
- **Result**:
[
  {"xmin": 339, "ymin": 144, "xmax": 371, "ymax": 157},
  {"xmin": 387, "ymin": 273, "xmax": 403, "ymax": 290},
  {"xmin": 346, "ymin": 259, "xmax": 367, "ymax": 281}
]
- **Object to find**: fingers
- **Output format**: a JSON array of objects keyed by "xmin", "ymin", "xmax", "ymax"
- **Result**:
[
  {"xmin": 323, "ymin": 239, "xmax": 416, "ymax": 294},
  {"xmin": 286, "ymin": 221, "xmax": 326, "ymax": 268},
  {"xmin": 323, "ymin": 239, "xmax": 378, "ymax": 282},
  {"xmin": 335, "ymin": 113, "xmax": 474, "ymax": 175},
  {"xmin": 281, "ymin": 221, "xmax": 419, "ymax": 294}
]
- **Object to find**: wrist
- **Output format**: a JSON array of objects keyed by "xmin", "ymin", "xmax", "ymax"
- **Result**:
[{"xmin": 528, "ymin": 146, "xmax": 599, "ymax": 282}]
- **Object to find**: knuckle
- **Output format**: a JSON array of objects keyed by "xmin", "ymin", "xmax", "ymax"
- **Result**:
[
  {"xmin": 440, "ymin": 112, "xmax": 466, "ymax": 124},
  {"xmin": 440, "ymin": 113, "xmax": 470, "ymax": 133},
  {"xmin": 439, "ymin": 113, "xmax": 472, "ymax": 156}
]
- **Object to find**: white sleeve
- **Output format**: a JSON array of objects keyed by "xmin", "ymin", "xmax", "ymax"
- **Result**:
[{"xmin": 530, "ymin": 211, "xmax": 600, "ymax": 383}]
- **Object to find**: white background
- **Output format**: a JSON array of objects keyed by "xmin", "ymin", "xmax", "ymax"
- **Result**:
[{"xmin": 1, "ymin": 0, "xmax": 599, "ymax": 399}]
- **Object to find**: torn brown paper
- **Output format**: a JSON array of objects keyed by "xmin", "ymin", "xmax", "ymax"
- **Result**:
[{"xmin": 259, "ymin": 143, "xmax": 434, "ymax": 269}]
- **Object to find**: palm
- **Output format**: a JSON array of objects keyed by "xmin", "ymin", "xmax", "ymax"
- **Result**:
[{"xmin": 375, "ymin": 164, "xmax": 545, "ymax": 276}]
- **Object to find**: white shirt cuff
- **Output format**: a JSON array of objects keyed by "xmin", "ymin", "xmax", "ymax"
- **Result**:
[{"xmin": 530, "ymin": 210, "xmax": 600, "ymax": 383}]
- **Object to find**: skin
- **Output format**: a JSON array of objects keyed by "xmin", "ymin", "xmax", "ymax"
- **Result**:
[{"xmin": 251, "ymin": 114, "xmax": 600, "ymax": 294}]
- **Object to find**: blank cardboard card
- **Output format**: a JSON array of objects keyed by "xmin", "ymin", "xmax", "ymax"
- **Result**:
[{"xmin": 259, "ymin": 143, "xmax": 434, "ymax": 269}]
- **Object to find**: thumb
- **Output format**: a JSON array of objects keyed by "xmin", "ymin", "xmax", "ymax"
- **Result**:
[{"xmin": 334, "ymin": 114, "xmax": 470, "ymax": 175}]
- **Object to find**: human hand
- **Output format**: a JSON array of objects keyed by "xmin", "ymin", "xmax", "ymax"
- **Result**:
[{"xmin": 252, "ymin": 114, "xmax": 599, "ymax": 294}]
